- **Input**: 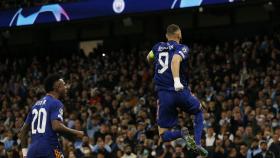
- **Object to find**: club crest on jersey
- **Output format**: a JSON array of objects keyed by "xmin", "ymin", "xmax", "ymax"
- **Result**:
[
  {"xmin": 182, "ymin": 47, "xmax": 187, "ymax": 52},
  {"xmin": 58, "ymin": 108, "xmax": 63, "ymax": 121}
]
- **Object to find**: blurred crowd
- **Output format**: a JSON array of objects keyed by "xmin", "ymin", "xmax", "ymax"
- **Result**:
[
  {"xmin": 0, "ymin": 0, "xmax": 78, "ymax": 10},
  {"xmin": 0, "ymin": 31, "xmax": 280, "ymax": 158}
]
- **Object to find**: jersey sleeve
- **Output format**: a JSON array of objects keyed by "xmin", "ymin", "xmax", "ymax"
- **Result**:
[
  {"xmin": 51, "ymin": 101, "xmax": 64, "ymax": 122},
  {"xmin": 174, "ymin": 45, "xmax": 189, "ymax": 60},
  {"xmin": 25, "ymin": 111, "xmax": 32, "ymax": 125},
  {"xmin": 151, "ymin": 43, "xmax": 158, "ymax": 53}
]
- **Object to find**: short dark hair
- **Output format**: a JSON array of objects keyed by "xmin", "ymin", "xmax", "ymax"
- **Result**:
[
  {"xmin": 166, "ymin": 24, "xmax": 180, "ymax": 35},
  {"xmin": 44, "ymin": 74, "xmax": 61, "ymax": 92}
]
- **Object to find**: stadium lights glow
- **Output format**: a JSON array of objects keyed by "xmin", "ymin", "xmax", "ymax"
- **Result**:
[
  {"xmin": 264, "ymin": 1, "xmax": 274, "ymax": 11},
  {"xmin": 199, "ymin": 7, "xmax": 203, "ymax": 12}
]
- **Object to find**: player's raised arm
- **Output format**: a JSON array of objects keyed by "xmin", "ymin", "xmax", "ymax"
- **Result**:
[
  {"xmin": 147, "ymin": 50, "xmax": 155, "ymax": 63},
  {"xmin": 165, "ymin": 24, "xmax": 187, "ymax": 91},
  {"xmin": 19, "ymin": 123, "xmax": 29, "ymax": 158},
  {"xmin": 171, "ymin": 54, "xmax": 184, "ymax": 91}
]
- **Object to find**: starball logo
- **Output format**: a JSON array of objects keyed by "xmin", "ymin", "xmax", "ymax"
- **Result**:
[
  {"xmin": 171, "ymin": 0, "xmax": 203, "ymax": 9},
  {"xmin": 9, "ymin": 4, "xmax": 70, "ymax": 27}
]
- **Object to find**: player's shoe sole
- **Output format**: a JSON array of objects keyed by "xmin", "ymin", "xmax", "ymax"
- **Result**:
[
  {"xmin": 181, "ymin": 128, "xmax": 197, "ymax": 150},
  {"xmin": 184, "ymin": 138, "xmax": 208, "ymax": 157},
  {"xmin": 181, "ymin": 128, "xmax": 208, "ymax": 157},
  {"xmin": 182, "ymin": 134, "xmax": 196, "ymax": 150}
]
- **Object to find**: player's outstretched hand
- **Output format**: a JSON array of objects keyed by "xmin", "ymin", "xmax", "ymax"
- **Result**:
[
  {"xmin": 76, "ymin": 131, "xmax": 85, "ymax": 139},
  {"xmin": 174, "ymin": 77, "xmax": 184, "ymax": 91}
]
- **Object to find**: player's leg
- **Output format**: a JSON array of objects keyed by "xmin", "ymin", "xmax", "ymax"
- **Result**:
[
  {"xmin": 158, "ymin": 126, "xmax": 183, "ymax": 142},
  {"xmin": 26, "ymin": 142, "xmax": 49, "ymax": 158},
  {"xmin": 179, "ymin": 89, "xmax": 204, "ymax": 145},
  {"xmin": 43, "ymin": 147, "xmax": 64, "ymax": 158},
  {"xmin": 29, "ymin": 142, "xmax": 64, "ymax": 158},
  {"xmin": 157, "ymin": 91, "xmax": 183, "ymax": 142},
  {"xmin": 178, "ymin": 89, "xmax": 208, "ymax": 156}
]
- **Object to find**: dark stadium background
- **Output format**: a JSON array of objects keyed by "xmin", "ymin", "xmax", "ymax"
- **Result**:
[{"xmin": 0, "ymin": 0, "xmax": 280, "ymax": 158}]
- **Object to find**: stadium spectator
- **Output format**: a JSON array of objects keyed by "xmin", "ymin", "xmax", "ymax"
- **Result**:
[
  {"xmin": 91, "ymin": 137, "xmax": 112, "ymax": 157},
  {"xmin": 212, "ymin": 139, "xmax": 226, "ymax": 158},
  {"xmin": 0, "ymin": 142, "xmax": 5, "ymax": 158},
  {"xmin": 268, "ymin": 133, "xmax": 280, "ymax": 158},
  {"xmin": 205, "ymin": 127, "xmax": 216, "ymax": 148},
  {"xmin": 247, "ymin": 139, "xmax": 262, "ymax": 158},
  {"xmin": 253, "ymin": 140, "xmax": 275, "ymax": 158},
  {"xmin": 238, "ymin": 143, "xmax": 248, "ymax": 158},
  {"xmin": 121, "ymin": 145, "xmax": 136, "ymax": 158}
]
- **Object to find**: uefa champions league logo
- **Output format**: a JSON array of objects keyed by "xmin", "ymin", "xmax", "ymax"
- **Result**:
[
  {"xmin": 172, "ymin": 0, "xmax": 203, "ymax": 9},
  {"xmin": 113, "ymin": 0, "xmax": 125, "ymax": 14},
  {"xmin": 180, "ymin": 0, "xmax": 203, "ymax": 7},
  {"xmin": 9, "ymin": 4, "xmax": 70, "ymax": 27}
]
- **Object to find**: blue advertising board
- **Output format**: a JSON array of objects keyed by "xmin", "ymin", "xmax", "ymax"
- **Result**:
[{"xmin": 0, "ymin": 0, "xmax": 238, "ymax": 28}]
